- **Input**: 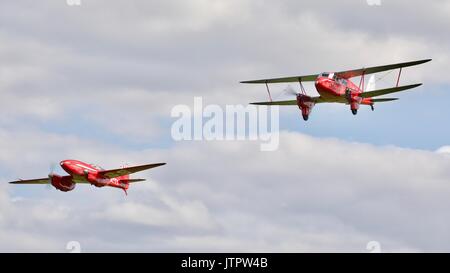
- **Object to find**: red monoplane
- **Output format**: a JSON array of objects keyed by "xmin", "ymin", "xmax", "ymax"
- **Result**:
[
  {"xmin": 241, "ymin": 59, "xmax": 431, "ymax": 120},
  {"xmin": 9, "ymin": 160, "xmax": 166, "ymax": 195}
]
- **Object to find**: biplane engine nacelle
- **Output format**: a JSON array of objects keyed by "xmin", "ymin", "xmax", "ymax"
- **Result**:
[
  {"xmin": 51, "ymin": 174, "xmax": 76, "ymax": 192},
  {"xmin": 350, "ymin": 97, "xmax": 362, "ymax": 114},
  {"xmin": 345, "ymin": 88, "xmax": 362, "ymax": 115},
  {"xmin": 296, "ymin": 94, "xmax": 315, "ymax": 121}
]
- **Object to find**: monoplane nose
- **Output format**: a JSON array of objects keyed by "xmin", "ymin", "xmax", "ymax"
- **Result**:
[{"xmin": 60, "ymin": 160, "xmax": 72, "ymax": 172}]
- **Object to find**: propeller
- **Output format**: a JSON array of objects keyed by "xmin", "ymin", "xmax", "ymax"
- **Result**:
[
  {"xmin": 282, "ymin": 85, "xmax": 299, "ymax": 97},
  {"xmin": 46, "ymin": 162, "xmax": 56, "ymax": 190}
]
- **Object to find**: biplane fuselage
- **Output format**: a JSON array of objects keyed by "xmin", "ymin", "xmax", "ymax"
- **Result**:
[
  {"xmin": 315, "ymin": 74, "xmax": 374, "ymax": 104},
  {"xmin": 315, "ymin": 74, "xmax": 357, "ymax": 99},
  {"xmin": 296, "ymin": 73, "xmax": 379, "ymax": 118}
]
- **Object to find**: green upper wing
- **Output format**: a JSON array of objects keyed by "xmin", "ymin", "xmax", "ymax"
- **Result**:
[
  {"xmin": 336, "ymin": 59, "xmax": 431, "ymax": 79},
  {"xmin": 241, "ymin": 74, "xmax": 319, "ymax": 84},
  {"xmin": 241, "ymin": 59, "xmax": 431, "ymax": 83},
  {"xmin": 360, "ymin": 83, "xmax": 422, "ymax": 98}
]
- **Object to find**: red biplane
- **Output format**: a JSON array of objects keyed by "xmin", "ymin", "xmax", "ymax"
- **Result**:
[
  {"xmin": 241, "ymin": 59, "xmax": 431, "ymax": 120},
  {"xmin": 9, "ymin": 160, "xmax": 166, "ymax": 195}
]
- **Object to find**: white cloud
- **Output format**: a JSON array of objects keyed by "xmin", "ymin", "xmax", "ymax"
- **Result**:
[
  {"xmin": 94, "ymin": 189, "xmax": 217, "ymax": 231},
  {"xmin": 1, "ymin": 131, "xmax": 450, "ymax": 252},
  {"xmin": 436, "ymin": 146, "xmax": 450, "ymax": 154}
]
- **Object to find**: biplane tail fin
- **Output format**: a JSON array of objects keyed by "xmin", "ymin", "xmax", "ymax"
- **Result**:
[{"xmin": 366, "ymin": 75, "xmax": 376, "ymax": 91}]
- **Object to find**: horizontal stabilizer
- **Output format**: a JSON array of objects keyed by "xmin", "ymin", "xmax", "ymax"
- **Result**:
[
  {"xmin": 121, "ymin": 179, "xmax": 146, "ymax": 183},
  {"xmin": 360, "ymin": 83, "xmax": 422, "ymax": 98},
  {"xmin": 371, "ymin": 98, "xmax": 398, "ymax": 102}
]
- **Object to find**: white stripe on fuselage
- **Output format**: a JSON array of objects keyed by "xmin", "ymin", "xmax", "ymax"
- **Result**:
[{"xmin": 75, "ymin": 163, "xmax": 98, "ymax": 172}]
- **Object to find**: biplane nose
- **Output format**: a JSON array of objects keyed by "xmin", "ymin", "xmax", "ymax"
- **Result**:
[
  {"xmin": 315, "ymin": 76, "xmax": 327, "ymax": 85},
  {"xmin": 315, "ymin": 76, "xmax": 337, "ymax": 96},
  {"xmin": 315, "ymin": 77, "xmax": 327, "ymax": 90}
]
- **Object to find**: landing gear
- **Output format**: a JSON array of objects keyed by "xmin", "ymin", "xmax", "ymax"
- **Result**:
[
  {"xmin": 370, "ymin": 104, "xmax": 374, "ymax": 111},
  {"xmin": 351, "ymin": 109, "xmax": 358, "ymax": 115},
  {"xmin": 302, "ymin": 114, "xmax": 309, "ymax": 121}
]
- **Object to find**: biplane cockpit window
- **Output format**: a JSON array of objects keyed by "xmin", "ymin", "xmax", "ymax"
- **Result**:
[
  {"xmin": 320, "ymin": 73, "xmax": 329, "ymax": 78},
  {"xmin": 335, "ymin": 77, "xmax": 347, "ymax": 86}
]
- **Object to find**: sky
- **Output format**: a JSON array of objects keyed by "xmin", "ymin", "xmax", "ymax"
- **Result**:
[{"xmin": 0, "ymin": 0, "xmax": 450, "ymax": 252}]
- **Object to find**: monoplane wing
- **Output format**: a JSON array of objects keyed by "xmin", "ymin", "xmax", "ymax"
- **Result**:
[
  {"xmin": 98, "ymin": 163, "xmax": 166, "ymax": 179},
  {"xmin": 9, "ymin": 178, "xmax": 50, "ymax": 184}
]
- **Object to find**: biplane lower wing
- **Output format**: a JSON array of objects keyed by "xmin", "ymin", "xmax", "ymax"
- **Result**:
[
  {"xmin": 360, "ymin": 83, "xmax": 422, "ymax": 98},
  {"xmin": 250, "ymin": 96, "xmax": 328, "ymax": 105},
  {"xmin": 250, "ymin": 100, "xmax": 297, "ymax": 105},
  {"xmin": 250, "ymin": 94, "xmax": 402, "ymax": 106}
]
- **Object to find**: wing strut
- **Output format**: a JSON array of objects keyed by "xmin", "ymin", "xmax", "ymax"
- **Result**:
[
  {"xmin": 396, "ymin": 68, "xmax": 402, "ymax": 87},
  {"xmin": 359, "ymin": 70, "xmax": 365, "ymax": 92},
  {"xmin": 265, "ymin": 81, "xmax": 273, "ymax": 102},
  {"xmin": 298, "ymin": 78, "xmax": 306, "ymax": 95}
]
